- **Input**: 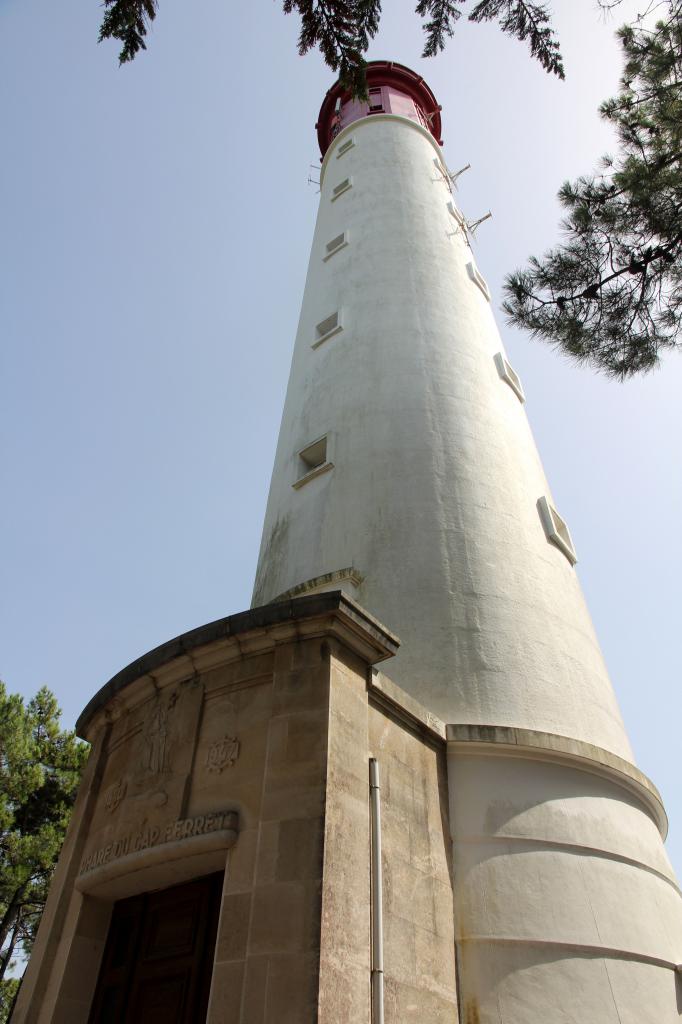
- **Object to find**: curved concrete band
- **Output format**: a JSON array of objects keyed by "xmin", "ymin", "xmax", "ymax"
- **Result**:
[{"xmin": 445, "ymin": 723, "xmax": 667, "ymax": 838}]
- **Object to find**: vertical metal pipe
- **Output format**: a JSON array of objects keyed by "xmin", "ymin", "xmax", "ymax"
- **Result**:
[{"xmin": 369, "ymin": 758, "xmax": 384, "ymax": 1024}]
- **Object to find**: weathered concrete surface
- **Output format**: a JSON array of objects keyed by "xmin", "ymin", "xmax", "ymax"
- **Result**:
[
  {"xmin": 368, "ymin": 687, "xmax": 458, "ymax": 1022},
  {"xmin": 251, "ymin": 106, "xmax": 682, "ymax": 1022},
  {"xmin": 14, "ymin": 595, "xmax": 458, "ymax": 1024},
  {"xmin": 252, "ymin": 112, "xmax": 633, "ymax": 763},
  {"xmin": 448, "ymin": 736, "xmax": 682, "ymax": 1023}
]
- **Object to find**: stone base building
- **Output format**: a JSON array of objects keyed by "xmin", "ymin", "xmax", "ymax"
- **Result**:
[{"xmin": 13, "ymin": 594, "xmax": 461, "ymax": 1022}]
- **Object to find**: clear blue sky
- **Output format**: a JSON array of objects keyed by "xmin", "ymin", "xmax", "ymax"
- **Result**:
[{"xmin": 2, "ymin": 0, "xmax": 681, "ymax": 875}]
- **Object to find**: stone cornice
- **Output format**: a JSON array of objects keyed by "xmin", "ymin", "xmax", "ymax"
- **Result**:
[
  {"xmin": 77, "ymin": 593, "xmax": 399, "ymax": 740},
  {"xmin": 368, "ymin": 670, "xmax": 446, "ymax": 742}
]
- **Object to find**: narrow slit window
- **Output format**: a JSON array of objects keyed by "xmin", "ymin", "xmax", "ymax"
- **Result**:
[
  {"xmin": 323, "ymin": 232, "xmax": 348, "ymax": 261},
  {"xmin": 494, "ymin": 353, "xmax": 525, "ymax": 403},
  {"xmin": 293, "ymin": 435, "xmax": 333, "ymax": 489},
  {"xmin": 538, "ymin": 497, "xmax": 578, "ymax": 565},
  {"xmin": 313, "ymin": 311, "xmax": 343, "ymax": 348},
  {"xmin": 433, "ymin": 157, "xmax": 450, "ymax": 186},
  {"xmin": 368, "ymin": 88, "xmax": 383, "ymax": 112},
  {"xmin": 447, "ymin": 201, "xmax": 466, "ymax": 231},
  {"xmin": 336, "ymin": 137, "xmax": 355, "ymax": 158},
  {"xmin": 331, "ymin": 177, "xmax": 352, "ymax": 201},
  {"xmin": 467, "ymin": 261, "xmax": 491, "ymax": 302}
]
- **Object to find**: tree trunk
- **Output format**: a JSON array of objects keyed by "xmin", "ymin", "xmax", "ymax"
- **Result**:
[
  {"xmin": 0, "ymin": 886, "xmax": 26, "ymax": 976},
  {"xmin": 0, "ymin": 914, "xmax": 19, "ymax": 982}
]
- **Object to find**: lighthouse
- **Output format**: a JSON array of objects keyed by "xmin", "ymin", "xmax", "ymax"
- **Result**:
[
  {"xmin": 253, "ymin": 61, "xmax": 682, "ymax": 1021},
  {"xmin": 12, "ymin": 61, "xmax": 682, "ymax": 1024}
]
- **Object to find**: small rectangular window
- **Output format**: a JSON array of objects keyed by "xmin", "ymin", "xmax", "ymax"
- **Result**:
[
  {"xmin": 538, "ymin": 496, "xmax": 578, "ymax": 565},
  {"xmin": 336, "ymin": 137, "xmax": 355, "ymax": 158},
  {"xmin": 323, "ymin": 231, "xmax": 348, "ymax": 261},
  {"xmin": 368, "ymin": 88, "xmax": 383, "ymax": 112},
  {"xmin": 313, "ymin": 311, "xmax": 343, "ymax": 348},
  {"xmin": 293, "ymin": 435, "xmax": 334, "ymax": 489},
  {"xmin": 494, "ymin": 352, "xmax": 525, "ymax": 403},
  {"xmin": 331, "ymin": 177, "xmax": 352, "ymax": 201},
  {"xmin": 447, "ymin": 201, "xmax": 466, "ymax": 232},
  {"xmin": 433, "ymin": 157, "xmax": 450, "ymax": 186},
  {"xmin": 467, "ymin": 261, "xmax": 491, "ymax": 302},
  {"xmin": 300, "ymin": 436, "xmax": 326, "ymax": 470}
]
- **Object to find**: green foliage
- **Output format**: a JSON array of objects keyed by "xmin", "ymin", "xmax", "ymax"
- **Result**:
[
  {"xmin": 415, "ymin": 0, "xmax": 563, "ymax": 76},
  {"xmin": 97, "ymin": 0, "xmax": 564, "ymax": 89},
  {"xmin": 98, "ymin": 0, "xmax": 158, "ymax": 64},
  {"xmin": 282, "ymin": 0, "xmax": 382, "ymax": 98},
  {"xmin": 0, "ymin": 684, "xmax": 88, "ymax": 995},
  {"xmin": 0, "ymin": 979, "xmax": 19, "ymax": 1024},
  {"xmin": 467, "ymin": 1, "xmax": 564, "ymax": 77},
  {"xmin": 504, "ymin": 2, "xmax": 682, "ymax": 376},
  {"xmin": 415, "ymin": 0, "xmax": 464, "ymax": 58}
]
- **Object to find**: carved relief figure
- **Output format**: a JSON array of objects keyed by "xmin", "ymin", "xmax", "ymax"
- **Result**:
[{"xmin": 142, "ymin": 692, "xmax": 177, "ymax": 774}]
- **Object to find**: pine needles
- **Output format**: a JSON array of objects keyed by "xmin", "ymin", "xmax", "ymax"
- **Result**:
[
  {"xmin": 504, "ymin": 4, "xmax": 682, "ymax": 376},
  {"xmin": 97, "ymin": 0, "xmax": 567, "ymax": 87}
]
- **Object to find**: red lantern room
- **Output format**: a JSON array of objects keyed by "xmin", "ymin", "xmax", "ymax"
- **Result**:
[{"xmin": 316, "ymin": 60, "xmax": 443, "ymax": 158}]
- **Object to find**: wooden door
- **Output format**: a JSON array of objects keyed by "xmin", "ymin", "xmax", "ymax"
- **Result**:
[{"xmin": 89, "ymin": 873, "xmax": 222, "ymax": 1024}]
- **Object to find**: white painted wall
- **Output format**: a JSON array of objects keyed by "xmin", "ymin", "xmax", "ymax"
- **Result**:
[
  {"xmin": 253, "ymin": 113, "xmax": 630, "ymax": 759},
  {"xmin": 253, "ymin": 109, "xmax": 682, "ymax": 1021},
  {"xmin": 449, "ymin": 749, "xmax": 682, "ymax": 1023}
]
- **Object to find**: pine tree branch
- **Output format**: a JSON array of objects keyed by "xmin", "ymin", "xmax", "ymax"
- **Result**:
[
  {"xmin": 468, "ymin": 0, "xmax": 564, "ymax": 78},
  {"xmin": 355, "ymin": 0, "xmax": 383, "ymax": 50},
  {"xmin": 97, "ymin": 0, "xmax": 566, "ymax": 83},
  {"xmin": 516, "ymin": 233, "xmax": 682, "ymax": 308},
  {"xmin": 282, "ymin": 1, "xmax": 369, "ymax": 95},
  {"xmin": 98, "ymin": 0, "xmax": 158, "ymax": 64},
  {"xmin": 602, "ymin": 79, "xmax": 682, "ymax": 112},
  {"xmin": 416, "ymin": 0, "xmax": 465, "ymax": 58},
  {"xmin": 504, "ymin": 4, "xmax": 682, "ymax": 376}
]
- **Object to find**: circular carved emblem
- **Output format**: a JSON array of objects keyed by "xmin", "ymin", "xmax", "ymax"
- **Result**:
[{"xmin": 205, "ymin": 736, "xmax": 240, "ymax": 773}]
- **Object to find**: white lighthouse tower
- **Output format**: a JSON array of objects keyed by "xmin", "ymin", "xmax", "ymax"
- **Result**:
[
  {"xmin": 13, "ymin": 59, "xmax": 682, "ymax": 1024},
  {"xmin": 254, "ymin": 61, "xmax": 682, "ymax": 1022}
]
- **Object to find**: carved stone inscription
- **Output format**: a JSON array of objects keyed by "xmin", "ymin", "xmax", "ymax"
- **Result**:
[{"xmin": 79, "ymin": 810, "xmax": 238, "ymax": 875}]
